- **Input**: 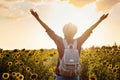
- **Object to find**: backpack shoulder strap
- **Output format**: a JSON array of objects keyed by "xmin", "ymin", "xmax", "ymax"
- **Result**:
[
  {"xmin": 63, "ymin": 39, "xmax": 69, "ymax": 49},
  {"xmin": 63, "ymin": 39, "xmax": 77, "ymax": 49},
  {"xmin": 73, "ymin": 40, "xmax": 77, "ymax": 49}
]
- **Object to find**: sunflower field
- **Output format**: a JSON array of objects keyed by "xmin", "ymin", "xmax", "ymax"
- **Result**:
[{"xmin": 0, "ymin": 44, "xmax": 120, "ymax": 80}]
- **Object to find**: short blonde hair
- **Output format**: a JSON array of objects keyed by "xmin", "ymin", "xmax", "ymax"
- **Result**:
[{"xmin": 63, "ymin": 23, "xmax": 77, "ymax": 37}]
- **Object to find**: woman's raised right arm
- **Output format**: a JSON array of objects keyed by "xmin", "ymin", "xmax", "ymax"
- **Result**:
[
  {"xmin": 30, "ymin": 9, "xmax": 62, "ymax": 45},
  {"xmin": 30, "ymin": 9, "xmax": 51, "ymax": 31}
]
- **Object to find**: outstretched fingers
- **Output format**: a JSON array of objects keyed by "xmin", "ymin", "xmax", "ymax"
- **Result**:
[
  {"xmin": 30, "ymin": 9, "xmax": 35, "ymax": 15},
  {"xmin": 105, "ymin": 13, "xmax": 109, "ymax": 18},
  {"xmin": 103, "ymin": 13, "xmax": 109, "ymax": 19},
  {"xmin": 30, "ymin": 9, "xmax": 39, "ymax": 19},
  {"xmin": 100, "ymin": 13, "xmax": 109, "ymax": 21}
]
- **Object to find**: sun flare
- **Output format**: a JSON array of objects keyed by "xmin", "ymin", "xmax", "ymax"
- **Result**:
[{"xmin": 48, "ymin": 2, "xmax": 101, "ymax": 32}]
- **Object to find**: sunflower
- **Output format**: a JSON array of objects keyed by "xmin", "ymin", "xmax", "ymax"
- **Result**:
[
  {"xmin": 14, "ymin": 60, "xmax": 19, "ymax": 65},
  {"xmin": 43, "ymin": 58, "xmax": 47, "ymax": 62},
  {"xmin": 19, "ymin": 61, "xmax": 24, "ymax": 67},
  {"xmin": 30, "ymin": 73, "xmax": 38, "ymax": 80},
  {"xmin": 13, "ymin": 55, "xmax": 17, "ymax": 59},
  {"xmin": 108, "ymin": 64, "xmax": 113, "ymax": 69},
  {"xmin": 16, "ymin": 52, "xmax": 20, "ymax": 56},
  {"xmin": 26, "ymin": 67, "xmax": 31, "ymax": 73},
  {"xmin": 11, "ymin": 72, "xmax": 16, "ymax": 78},
  {"xmin": 112, "ymin": 68, "xmax": 118, "ymax": 73},
  {"xmin": 17, "ymin": 74, "xmax": 24, "ymax": 80},
  {"xmin": 28, "ymin": 53, "xmax": 33, "ymax": 57},
  {"xmin": 7, "ymin": 61, "xmax": 13, "ymax": 66},
  {"xmin": 35, "ymin": 60, "xmax": 39, "ymax": 65},
  {"xmin": 16, "ymin": 72, "xmax": 21, "ymax": 79},
  {"xmin": 102, "ymin": 61, "xmax": 107, "ymax": 65},
  {"xmin": 2, "ymin": 73, "xmax": 10, "ymax": 79},
  {"xmin": 115, "ymin": 64, "xmax": 120, "ymax": 69},
  {"xmin": 6, "ymin": 54, "xmax": 10, "ymax": 57},
  {"xmin": 0, "ymin": 53, "xmax": 4, "ymax": 59},
  {"xmin": 89, "ymin": 76, "xmax": 97, "ymax": 80},
  {"xmin": 89, "ymin": 73, "xmax": 97, "ymax": 80},
  {"xmin": 54, "ymin": 52, "xmax": 56, "ymax": 55},
  {"xmin": 15, "ymin": 54, "xmax": 20, "ymax": 59},
  {"xmin": 50, "ymin": 53, "xmax": 54, "ymax": 57}
]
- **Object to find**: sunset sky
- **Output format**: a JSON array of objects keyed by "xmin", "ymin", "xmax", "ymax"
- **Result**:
[{"xmin": 0, "ymin": 0, "xmax": 120, "ymax": 50}]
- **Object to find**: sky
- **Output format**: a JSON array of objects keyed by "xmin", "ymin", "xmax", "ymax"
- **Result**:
[{"xmin": 0, "ymin": 0, "xmax": 120, "ymax": 50}]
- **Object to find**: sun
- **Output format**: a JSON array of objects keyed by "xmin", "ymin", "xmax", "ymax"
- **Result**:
[{"xmin": 48, "ymin": 2, "xmax": 101, "ymax": 34}]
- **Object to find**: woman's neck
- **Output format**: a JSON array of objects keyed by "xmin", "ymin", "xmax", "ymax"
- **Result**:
[{"xmin": 64, "ymin": 37, "xmax": 74, "ymax": 44}]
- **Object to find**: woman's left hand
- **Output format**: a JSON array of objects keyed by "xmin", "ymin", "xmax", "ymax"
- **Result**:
[{"xmin": 99, "ymin": 13, "xmax": 109, "ymax": 21}]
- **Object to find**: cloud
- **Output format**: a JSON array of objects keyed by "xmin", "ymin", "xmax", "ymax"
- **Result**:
[
  {"xmin": 0, "ymin": 4, "xmax": 10, "ymax": 17},
  {"xmin": 68, "ymin": 0, "xmax": 120, "ymax": 11},
  {"xmin": 0, "ymin": 4, "xmax": 9, "ymax": 9},
  {"xmin": 0, "ymin": 0, "xmax": 120, "ymax": 20},
  {"xmin": 0, "ymin": 1, "xmax": 34, "ymax": 19},
  {"xmin": 27, "ymin": 0, "xmax": 41, "ymax": 3},
  {"xmin": 0, "ymin": 0, "xmax": 54, "ymax": 20},
  {"xmin": 96, "ymin": 0, "xmax": 120, "ymax": 11},
  {"xmin": 3, "ymin": 0, "xmax": 24, "ymax": 2},
  {"xmin": 69, "ymin": 0, "xmax": 95, "ymax": 7}
]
